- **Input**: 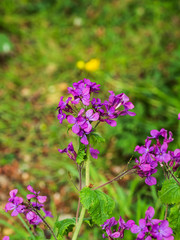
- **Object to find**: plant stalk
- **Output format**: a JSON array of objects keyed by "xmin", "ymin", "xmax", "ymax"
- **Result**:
[
  {"xmin": 72, "ymin": 144, "xmax": 90, "ymax": 240},
  {"xmin": 18, "ymin": 214, "xmax": 36, "ymax": 240},
  {"xmin": 32, "ymin": 209, "xmax": 57, "ymax": 240},
  {"xmin": 93, "ymin": 168, "xmax": 136, "ymax": 190}
]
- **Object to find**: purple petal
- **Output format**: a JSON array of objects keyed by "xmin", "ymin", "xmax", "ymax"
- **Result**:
[
  {"xmin": 89, "ymin": 112, "xmax": 99, "ymax": 121},
  {"xmin": 27, "ymin": 194, "xmax": 36, "ymax": 200},
  {"xmin": 178, "ymin": 113, "xmax": 180, "ymax": 120},
  {"xmin": 82, "ymin": 97, "xmax": 90, "ymax": 106},
  {"xmin": 81, "ymin": 135, "xmax": 88, "ymax": 145},
  {"xmin": 139, "ymin": 219, "xmax": 146, "ymax": 228},
  {"xmin": 37, "ymin": 196, "xmax": 47, "ymax": 203},
  {"xmin": 131, "ymin": 224, "xmax": 140, "ymax": 233},
  {"xmin": 159, "ymin": 220, "xmax": 173, "ymax": 237},
  {"xmin": 9, "ymin": 189, "xmax": 18, "ymax": 198},
  {"xmin": 11, "ymin": 208, "xmax": 19, "ymax": 217},
  {"xmin": 145, "ymin": 206, "xmax": 155, "ymax": 220},
  {"xmin": 3, "ymin": 237, "xmax": 10, "ymax": 240},
  {"xmin": 126, "ymin": 220, "xmax": 135, "ymax": 229},
  {"xmin": 161, "ymin": 143, "xmax": 168, "ymax": 152},
  {"xmin": 71, "ymin": 98, "xmax": 80, "ymax": 104},
  {"xmin": 90, "ymin": 147, "xmax": 100, "ymax": 159},
  {"xmin": 83, "ymin": 121, "xmax": 92, "ymax": 133},
  {"xmin": 145, "ymin": 176, "xmax": 157, "ymax": 186},
  {"xmin": 27, "ymin": 185, "xmax": 36, "ymax": 194},
  {"xmin": 58, "ymin": 147, "xmax": 67, "ymax": 153},
  {"xmin": 86, "ymin": 109, "xmax": 93, "ymax": 118},
  {"xmin": 67, "ymin": 115, "xmax": 76, "ymax": 124},
  {"xmin": 72, "ymin": 123, "xmax": 80, "ymax": 134},
  {"xmin": 150, "ymin": 130, "xmax": 159, "ymax": 138},
  {"xmin": 5, "ymin": 202, "xmax": 15, "ymax": 211},
  {"xmin": 111, "ymin": 232, "xmax": 120, "ymax": 238},
  {"xmin": 67, "ymin": 142, "xmax": 75, "ymax": 152},
  {"xmin": 105, "ymin": 119, "xmax": 117, "ymax": 127}
]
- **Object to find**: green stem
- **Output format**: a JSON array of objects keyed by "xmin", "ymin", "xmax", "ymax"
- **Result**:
[
  {"xmin": 72, "ymin": 143, "xmax": 91, "ymax": 240},
  {"xmin": 18, "ymin": 214, "xmax": 36, "ymax": 240}
]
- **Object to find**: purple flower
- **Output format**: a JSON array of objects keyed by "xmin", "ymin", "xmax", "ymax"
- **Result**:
[
  {"xmin": 101, "ymin": 217, "xmax": 120, "ymax": 239},
  {"xmin": 118, "ymin": 217, "xmax": 135, "ymax": 238},
  {"xmin": 134, "ymin": 155, "xmax": 158, "ymax": 186},
  {"xmin": 149, "ymin": 129, "xmax": 174, "ymax": 144},
  {"xmin": 131, "ymin": 219, "xmax": 148, "ymax": 239},
  {"xmin": 5, "ymin": 196, "xmax": 24, "ymax": 216},
  {"xmin": 57, "ymin": 97, "xmax": 73, "ymax": 124},
  {"xmin": 84, "ymin": 78, "xmax": 101, "ymax": 93},
  {"xmin": 26, "ymin": 211, "xmax": 42, "ymax": 225},
  {"xmin": 3, "ymin": 237, "xmax": 10, "ymax": 240},
  {"xmin": 154, "ymin": 143, "xmax": 171, "ymax": 163},
  {"xmin": 78, "ymin": 109, "xmax": 99, "ymax": 133},
  {"xmin": 178, "ymin": 113, "xmax": 180, "ymax": 120},
  {"xmin": 169, "ymin": 149, "xmax": 180, "ymax": 171},
  {"xmin": 8, "ymin": 189, "xmax": 18, "ymax": 202},
  {"xmin": 135, "ymin": 139, "xmax": 154, "ymax": 155},
  {"xmin": 90, "ymin": 146, "xmax": 100, "ymax": 159},
  {"xmin": 151, "ymin": 220, "xmax": 174, "ymax": 240},
  {"xmin": 67, "ymin": 115, "xmax": 81, "ymax": 134},
  {"xmin": 58, "ymin": 142, "xmax": 77, "ymax": 161},
  {"xmin": 27, "ymin": 185, "xmax": 47, "ymax": 203},
  {"xmin": 68, "ymin": 80, "xmax": 90, "ymax": 106},
  {"xmin": 42, "ymin": 208, "xmax": 53, "ymax": 218}
]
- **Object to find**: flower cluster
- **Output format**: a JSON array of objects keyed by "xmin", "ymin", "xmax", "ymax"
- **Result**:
[
  {"xmin": 57, "ymin": 79, "xmax": 135, "ymax": 160},
  {"xmin": 4, "ymin": 186, "xmax": 53, "ymax": 226},
  {"xmin": 133, "ymin": 128, "xmax": 180, "ymax": 185},
  {"xmin": 76, "ymin": 58, "xmax": 100, "ymax": 72},
  {"xmin": 101, "ymin": 206, "xmax": 174, "ymax": 240}
]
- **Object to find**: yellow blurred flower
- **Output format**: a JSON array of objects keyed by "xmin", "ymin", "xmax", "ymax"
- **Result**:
[
  {"xmin": 76, "ymin": 60, "xmax": 85, "ymax": 70},
  {"xmin": 85, "ymin": 58, "xmax": 100, "ymax": 72}
]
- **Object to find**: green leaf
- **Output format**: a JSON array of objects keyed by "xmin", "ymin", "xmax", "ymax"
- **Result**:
[
  {"xmin": 168, "ymin": 204, "xmax": 180, "ymax": 235},
  {"xmin": 80, "ymin": 187, "xmax": 115, "ymax": 225},
  {"xmin": 76, "ymin": 142, "xmax": 86, "ymax": 164},
  {"xmin": 55, "ymin": 218, "xmax": 76, "ymax": 239},
  {"xmin": 158, "ymin": 178, "xmax": 180, "ymax": 204},
  {"xmin": 91, "ymin": 132, "xmax": 105, "ymax": 145}
]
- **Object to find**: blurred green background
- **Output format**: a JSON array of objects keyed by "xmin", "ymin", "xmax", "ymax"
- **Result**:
[{"xmin": 0, "ymin": 0, "xmax": 180, "ymax": 239}]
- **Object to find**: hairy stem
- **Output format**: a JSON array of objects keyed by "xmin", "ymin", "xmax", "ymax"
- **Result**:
[
  {"xmin": 32, "ymin": 209, "xmax": 57, "ymax": 240},
  {"xmin": 72, "ymin": 144, "xmax": 90, "ymax": 240},
  {"xmin": 164, "ymin": 164, "xmax": 180, "ymax": 185},
  {"xmin": 76, "ymin": 167, "xmax": 82, "ymax": 223},
  {"xmin": 93, "ymin": 168, "xmax": 136, "ymax": 190}
]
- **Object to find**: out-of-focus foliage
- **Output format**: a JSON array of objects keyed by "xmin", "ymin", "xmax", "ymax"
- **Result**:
[{"xmin": 0, "ymin": 0, "xmax": 180, "ymax": 239}]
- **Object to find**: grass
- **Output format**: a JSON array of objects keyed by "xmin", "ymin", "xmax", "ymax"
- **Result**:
[{"xmin": 0, "ymin": 0, "xmax": 180, "ymax": 239}]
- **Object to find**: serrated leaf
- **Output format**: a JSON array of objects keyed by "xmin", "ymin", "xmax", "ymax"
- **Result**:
[
  {"xmin": 76, "ymin": 142, "xmax": 86, "ymax": 164},
  {"xmin": 158, "ymin": 178, "xmax": 180, "ymax": 204},
  {"xmin": 55, "ymin": 218, "xmax": 76, "ymax": 239},
  {"xmin": 80, "ymin": 187, "xmax": 115, "ymax": 225},
  {"xmin": 91, "ymin": 132, "xmax": 105, "ymax": 145},
  {"xmin": 168, "ymin": 204, "xmax": 180, "ymax": 234}
]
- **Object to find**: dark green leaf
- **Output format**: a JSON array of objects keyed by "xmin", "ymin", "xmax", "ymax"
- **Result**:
[
  {"xmin": 168, "ymin": 204, "xmax": 180, "ymax": 235},
  {"xmin": 76, "ymin": 142, "xmax": 86, "ymax": 164},
  {"xmin": 158, "ymin": 178, "xmax": 180, "ymax": 204},
  {"xmin": 55, "ymin": 218, "xmax": 76, "ymax": 239},
  {"xmin": 91, "ymin": 132, "xmax": 105, "ymax": 145},
  {"xmin": 80, "ymin": 187, "xmax": 115, "ymax": 225}
]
